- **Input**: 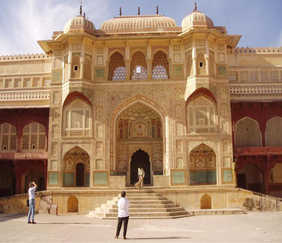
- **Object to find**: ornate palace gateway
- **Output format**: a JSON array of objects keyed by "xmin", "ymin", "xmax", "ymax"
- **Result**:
[{"xmin": 0, "ymin": 4, "xmax": 281, "ymax": 215}]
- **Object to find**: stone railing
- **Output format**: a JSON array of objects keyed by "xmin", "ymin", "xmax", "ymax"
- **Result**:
[
  {"xmin": 0, "ymin": 54, "xmax": 50, "ymax": 62},
  {"xmin": 0, "ymin": 89, "xmax": 50, "ymax": 102},
  {"xmin": 234, "ymin": 47, "xmax": 282, "ymax": 54},
  {"xmin": 230, "ymin": 85, "xmax": 282, "ymax": 96}
]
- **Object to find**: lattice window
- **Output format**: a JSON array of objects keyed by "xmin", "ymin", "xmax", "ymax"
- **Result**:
[
  {"xmin": 152, "ymin": 51, "xmax": 169, "ymax": 80},
  {"xmin": 109, "ymin": 52, "xmax": 126, "ymax": 81},
  {"xmin": 130, "ymin": 51, "xmax": 147, "ymax": 80},
  {"xmin": 249, "ymin": 71, "xmax": 258, "ymax": 82},
  {"xmin": 189, "ymin": 144, "xmax": 216, "ymax": 185},
  {"xmin": 235, "ymin": 117, "xmax": 262, "ymax": 147},
  {"xmin": 113, "ymin": 67, "xmax": 126, "ymax": 81},
  {"xmin": 64, "ymin": 100, "xmax": 92, "ymax": 137},
  {"xmin": 22, "ymin": 122, "xmax": 46, "ymax": 151},
  {"xmin": 0, "ymin": 123, "xmax": 17, "ymax": 152},
  {"xmin": 261, "ymin": 71, "xmax": 270, "ymax": 82},
  {"xmin": 187, "ymin": 96, "xmax": 217, "ymax": 133}
]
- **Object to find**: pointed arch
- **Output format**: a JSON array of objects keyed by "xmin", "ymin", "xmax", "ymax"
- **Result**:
[
  {"xmin": 130, "ymin": 51, "xmax": 147, "ymax": 80},
  {"xmin": 63, "ymin": 146, "xmax": 90, "ymax": 187},
  {"xmin": 152, "ymin": 50, "xmax": 169, "ymax": 80},
  {"xmin": 265, "ymin": 116, "xmax": 282, "ymax": 146},
  {"xmin": 0, "ymin": 122, "xmax": 17, "ymax": 152},
  {"xmin": 186, "ymin": 89, "xmax": 217, "ymax": 134},
  {"xmin": 108, "ymin": 52, "xmax": 126, "ymax": 81},
  {"xmin": 235, "ymin": 117, "xmax": 262, "ymax": 147},
  {"xmin": 22, "ymin": 122, "xmax": 46, "ymax": 151},
  {"xmin": 189, "ymin": 143, "xmax": 216, "ymax": 185},
  {"xmin": 63, "ymin": 92, "xmax": 93, "ymax": 137},
  {"xmin": 111, "ymin": 95, "xmax": 166, "ymax": 177}
]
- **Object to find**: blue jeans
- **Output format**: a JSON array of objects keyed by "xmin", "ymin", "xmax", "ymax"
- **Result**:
[{"xmin": 27, "ymin": 199, "xmax": 35, "ymax": 222}]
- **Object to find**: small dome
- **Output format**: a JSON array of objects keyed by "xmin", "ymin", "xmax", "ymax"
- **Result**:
[
  {"xmin": 101, "ymin": 15, "xmax": 180, "ymax": 34},
  {"xmin": 64, "ymin": 15, "xmax": 95, "ymax": 35},
  {"xmin": 182, "ymin": 6, "xmax": 214, "ymax": 32}
]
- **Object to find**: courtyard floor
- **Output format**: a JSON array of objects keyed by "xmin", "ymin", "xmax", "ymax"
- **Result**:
[{"xmin": 0, "ymin": 212, "xmax": 281, "ymax": 243}]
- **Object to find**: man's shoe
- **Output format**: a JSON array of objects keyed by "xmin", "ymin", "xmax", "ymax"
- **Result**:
[
  {"xmin": 123, "ymin": 236, "xmax": 127, "ymax": 240},
  {"xmin": 27, "ymin": 221, "xmax": 31, "ymax": 224},
  {"xmin": 32, "ymin": 221, "xmax": 36, "ymax": 224}
]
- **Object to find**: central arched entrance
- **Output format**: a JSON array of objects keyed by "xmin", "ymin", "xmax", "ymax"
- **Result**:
[{"xmin": 130, "ymin": 149, "xmax": 151, "ymax": 185}]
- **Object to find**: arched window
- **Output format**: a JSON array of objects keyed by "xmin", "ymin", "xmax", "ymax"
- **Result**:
[
  {"xmin": 0, "ymin": 123, "xmax": 17, "ymax": 152},
  {"xmin": 22, "ymin": 122, "xmax": 46, "ymax": 151},
  {"xmin": 152, "ymin": 51, "xmax": 169, "ymax": 80},
  {"xmin": 108, "ymin": 52, "xmax": 126, "ymax": 81},
  {"xmin": 189, "ymin": 144, "xmax": 216, "ymax": 185},
  {"xmin": 63, "ymin": 99, "xmax": 92, "ymax": 137},
  {"xmin": 235, "ymin": 117, "xmax": 262, "ymax": 147},
  {"xmin": 186, "ymin": 96, "xmax": 217, "ymax": 133},
  {"xmin": 265, "ymin": 117, "xmax": 282, "ymax": 146},
  {"xmin": 131, "ymin": 51, "xmax": 147, "ymax": 80}
]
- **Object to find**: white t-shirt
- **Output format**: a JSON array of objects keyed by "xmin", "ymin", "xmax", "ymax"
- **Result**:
[
  {"xmin": 28, "ymin": 186, "xmax": 36, "ymax": 200},
  {"xmin": 117, "ymin": 197, "xmax": 129, "ymax": 217}
]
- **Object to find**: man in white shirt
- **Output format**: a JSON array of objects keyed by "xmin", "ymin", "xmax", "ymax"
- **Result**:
[
  {"xmin": 27, "ymin": 181, "xmax": 37, "ymax": 224},
  {"xmin": 115, "ymin": 191, "xmax": 129, "ymax": 240}
]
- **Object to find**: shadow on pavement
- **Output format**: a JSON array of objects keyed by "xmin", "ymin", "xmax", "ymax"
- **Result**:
[
  {"xmin": 126, "ymin": 237, "xmax": 191, "ymax": 240},
  {"xmin": 0, "ymin": 214, "xmax": 25, "ymax": 222},
  {"xmin": 37, "ymin": 222, "xmax": 92, "ymax": 225}
]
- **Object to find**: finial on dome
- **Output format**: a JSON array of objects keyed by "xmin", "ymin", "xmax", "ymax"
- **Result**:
[
  {"xmin": 120, "ymin": 7, "xmax": 122, "ymax": 16},
  {"xmin": 138, "ymin": 7, "xmax": 141, "ymax": 16},
  {"xmin": 193, "ymin": 1, "xmax": 198, "ymax": 12},
  {"xmin": 156, "ymin": 5, "xmax": 159, "ymax": 15},
  {"xmin": 80, "ymin": 0, "xmax": 83, "ymax": 16}
]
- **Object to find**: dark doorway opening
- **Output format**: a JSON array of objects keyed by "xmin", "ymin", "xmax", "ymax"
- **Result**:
[
  {"xmin": 130, "ymin": 149, "xmax": 151, "ymax": 185},
  {"xmin": 237, "ymin": 173, "xmax": 246, "ymax": 189},
  {"xmin": 76, "ymin": 163, "xmax": 84, "ymax": 186}
]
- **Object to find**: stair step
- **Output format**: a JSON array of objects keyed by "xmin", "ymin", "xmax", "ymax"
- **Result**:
[
  {"xmin": 108, "ymin": 207, "xmax": 186, "ymax": 213},
  {"xmin": 90, "ymin": 191, "xmax": 189, "ymax": 219}
]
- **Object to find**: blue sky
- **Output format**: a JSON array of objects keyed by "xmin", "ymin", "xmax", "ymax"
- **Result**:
[{"xmin": 0, "ymin": 0, "xmax": 281, "ymax": 55}]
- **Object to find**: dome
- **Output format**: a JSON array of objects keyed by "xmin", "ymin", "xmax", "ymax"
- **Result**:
[
  {"xmin": 64, "ymin": 15, "xmax": 95, "ymax": 35},
  {"xmin": 181, "ymin": 5, "xmax": 214, "ymax": 32},
  {"xmin": 101, "ymin": 15, "xmax": 181, "ymax": 34}
]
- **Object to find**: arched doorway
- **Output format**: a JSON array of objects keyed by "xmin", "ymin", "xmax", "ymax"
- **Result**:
[
  {"xmin": 130, "ymin": 149, "xmax": 151, "ymax": 185},
  {"xmin": 63, "ymin": 147, "xmax": 90, "ymax": 187},
  {"xmin": 67, "ymin": 196, "xmax": 78, "ymax": 213},
  {"xmin": 76, "ymin": 163, "xmax": 84, "ymax": 186}
]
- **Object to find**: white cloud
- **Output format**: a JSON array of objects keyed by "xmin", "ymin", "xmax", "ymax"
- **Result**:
[{"xmin": 0, "ymin": 0, "xmax": 111, "ymax": 55}]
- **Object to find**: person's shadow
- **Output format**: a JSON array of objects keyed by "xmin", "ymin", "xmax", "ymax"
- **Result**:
[{"xmin": 125, "ymin": 236, "xmax": 191, "ymax": 240}]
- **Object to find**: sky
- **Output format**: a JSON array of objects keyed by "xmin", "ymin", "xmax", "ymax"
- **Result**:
[{"xmin": 0, "ymin": 0, "xmax": 281, "ymax": 55}]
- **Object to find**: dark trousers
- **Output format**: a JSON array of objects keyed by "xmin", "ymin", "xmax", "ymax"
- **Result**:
[{"xmin": 116, "ymin": 216, "xmax": 129, "ymax": 238}]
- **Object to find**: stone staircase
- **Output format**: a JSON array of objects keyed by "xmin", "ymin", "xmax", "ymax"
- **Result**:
[{"xmin": 89, "ymin": 191, "xmax": 189, "ymax": 219}]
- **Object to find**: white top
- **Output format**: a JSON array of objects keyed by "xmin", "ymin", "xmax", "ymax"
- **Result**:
[
  {"xmin": 117, "ymin": 197, "xmax": 129, "ymax": 217},
  {"xmin": 28, "ymin": 186, "xmax": 36, "ymax": 200}
]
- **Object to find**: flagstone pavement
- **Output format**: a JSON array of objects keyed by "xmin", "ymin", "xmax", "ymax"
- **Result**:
[{"xmin": 0, "ymin": 212, "xmax": 281, "ymax": 243}]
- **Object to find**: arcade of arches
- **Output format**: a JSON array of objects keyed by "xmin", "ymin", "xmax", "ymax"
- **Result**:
[
  {"xmin": 232, "ymin": 102, "xmax": 282, "ymax": 196},
  {"xmin": 0, "ymin": 108, "xmax": 48, "ymax": 196}
]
